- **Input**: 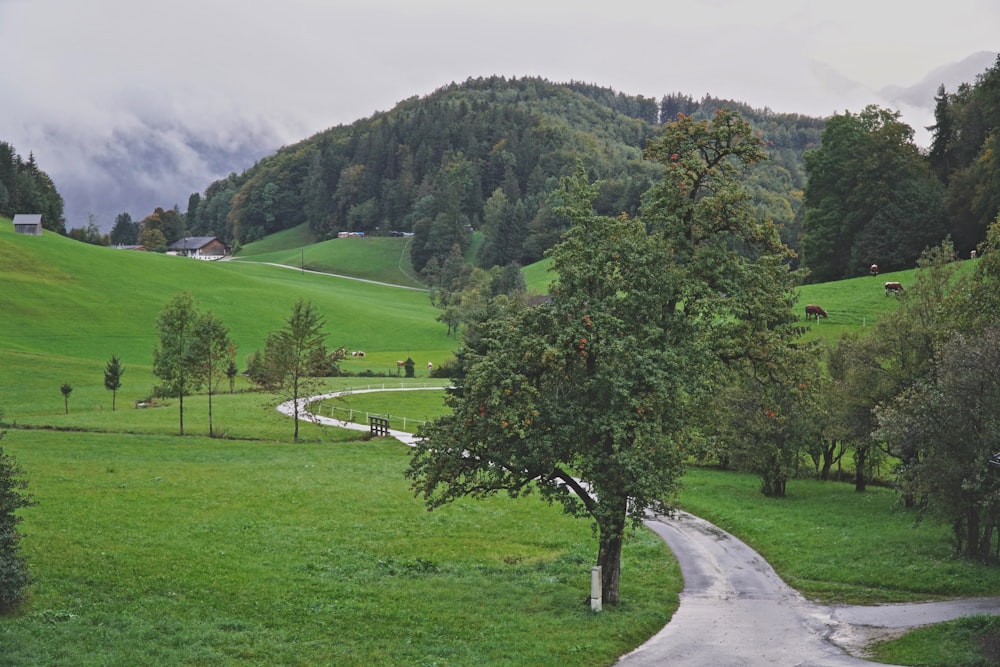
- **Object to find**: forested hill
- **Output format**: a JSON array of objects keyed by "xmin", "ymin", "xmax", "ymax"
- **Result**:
[
  {"xmin": 0, "ymin": 143, "xmax": 66, "ymax": 234},
  {"xmin": 187, "ymin": 76, "xmax": 824, "ymax": 272}
]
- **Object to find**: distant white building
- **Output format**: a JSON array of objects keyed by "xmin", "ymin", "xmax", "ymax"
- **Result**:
[{"xmin": 12, "ymin": 214, "xmax": 43, "ymax": 236}]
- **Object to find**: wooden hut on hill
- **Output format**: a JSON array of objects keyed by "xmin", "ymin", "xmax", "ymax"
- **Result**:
[{"xmin": 12, "ymin": 214, "xmax": 42, "ymax": 236}]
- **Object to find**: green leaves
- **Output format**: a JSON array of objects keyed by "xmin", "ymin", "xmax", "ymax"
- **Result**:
[{"xmin": 410, "ymin": 111, "xmax": 799, "ymax": 604}]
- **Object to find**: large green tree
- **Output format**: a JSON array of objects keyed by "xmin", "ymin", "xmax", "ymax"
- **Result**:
[
  {"xmin": 152, "ymin": 292, "xmax": 202, "ymax": 435},
  {"xmin": 109, "ymin": 212, "xmax": 138, "ymax": 246},
  {"xmin": 801, "ymin": 106, "xmax": 947, "ymax": 281},
  {"xmin": 929, "ymin": 56, "xmax": 1000, "ymax": 254},
  {"xmin": 876, "ymin": 327, "xmax": 1000, "ymax": 561},
  {"xmin": 407, "ymin": 110, "xmax": 799, "ymax": 605}
]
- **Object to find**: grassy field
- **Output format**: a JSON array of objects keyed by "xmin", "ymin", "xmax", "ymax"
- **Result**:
[
  {"xmin": 235, "ymin": 225, "xmax": 425, "ymax": 288},
  {"xmin": 2, "ymin": 216, "xmax": 995, "ymax": 665},
  {"xmin": 0, "ymin": 430, "xmax": 678, "ymax": 666}
]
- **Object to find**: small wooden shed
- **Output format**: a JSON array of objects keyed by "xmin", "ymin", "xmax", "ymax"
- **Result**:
[{"xmin": 12, "ymin": 214, "xmax": 43, "ymax": 236}]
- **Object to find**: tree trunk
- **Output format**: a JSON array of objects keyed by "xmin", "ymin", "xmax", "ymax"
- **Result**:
[
  {"xmin": 854, "ymin": 447, "xmax": 867, "ymax": 492},
  {"xmin": 819, "ymin": 439, "xmax": 841, "ymax": 481},
  {"xmin": 208, "ymin": 387, "xmax": 214, "ymax": 438},
  {"xmin": 978, "ymin": 521, "xmax": 994, "ymax": 564},
  {"xmin": 596, "ymin": 495, "xmax": 627, "ymax": 606},
  {"xmin": 967, "ymin": 506, "xmax": 980, "ymax": 561},
  {"xmin": 292, "ymin": 376, "xmax": 300, "ymax": 442},
  {"xmin": 597, "ymin": 531, "xmax": 623, "ymax": 606}
]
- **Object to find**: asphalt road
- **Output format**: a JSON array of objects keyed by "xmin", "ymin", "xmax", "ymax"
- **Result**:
[{"xmin": 616, "ymin": 511, "xmax": 1000, "ymax": 667}]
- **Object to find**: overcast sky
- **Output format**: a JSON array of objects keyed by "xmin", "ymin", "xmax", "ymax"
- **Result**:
[{"xmin": 1, "ymin": 0, "xmax": 997, "ymax": 227}]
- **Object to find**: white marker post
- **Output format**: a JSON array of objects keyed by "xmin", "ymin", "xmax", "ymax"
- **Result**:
[{"xmin": 590, "ymin": 566, "xmax": 603, "ymax": 612}]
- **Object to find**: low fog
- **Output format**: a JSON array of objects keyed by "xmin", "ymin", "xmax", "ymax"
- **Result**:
[{"xmin": 1, "ymin": 0, "xmax": 996, "ymax": 231}]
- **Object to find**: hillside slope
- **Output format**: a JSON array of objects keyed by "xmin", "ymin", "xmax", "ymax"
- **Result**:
[
  {"xmin": 0, "ymin": 220, "xmax": 454, "ymax": 414},
  {"xmin": 189, "ymin": 77, "xmax": 822, "ymax": 271}
]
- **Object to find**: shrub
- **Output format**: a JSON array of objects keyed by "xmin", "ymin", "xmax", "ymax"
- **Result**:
[{"xmin": 0, "ymin": 430, "xmax": 37, "ymax": 614}]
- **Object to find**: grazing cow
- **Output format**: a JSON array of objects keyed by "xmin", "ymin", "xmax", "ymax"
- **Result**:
[
  {"xmin": 884, "ymin": 281, "xmax": 903, "ymax": 296},
  {"xmin": 870, "ymin": 264, "xmax": 879, "ymax": 277},
  {"xmin": 396, "ymin": 360, "xmax": 405, "ymax": 368},
  {"xmin": 351, "ymin": 350, "xmax": 365, "ymax": 358},
  {"xmin": 804, "ymin": 304, "xmax": 828, "ymax": 321},
  {"xmin": 427, "ymin": 362, "xmax": 433, "ymax": 371}
]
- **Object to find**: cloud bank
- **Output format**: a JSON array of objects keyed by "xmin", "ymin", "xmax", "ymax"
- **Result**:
[{"xmin": 1, "ymin": 0, "xmax": 997, "ymax": 229}]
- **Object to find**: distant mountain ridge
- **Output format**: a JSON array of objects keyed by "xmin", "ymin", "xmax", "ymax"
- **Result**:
[{"xmin": 879, "ymin": 51, "xmax": 998, "ymax": 109}]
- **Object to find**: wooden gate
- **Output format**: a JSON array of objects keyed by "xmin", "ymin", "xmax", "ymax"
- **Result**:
[{"xmin": 369, "ymin": 415, "xmax": 391, "ymax": 437}]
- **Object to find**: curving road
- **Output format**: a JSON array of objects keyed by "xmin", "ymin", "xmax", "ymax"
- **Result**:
[
  {"xmin": 281, "ymin": 389, "xmax": 1000, "ymax": 666},
  {"xmin": 616, "ymin": 511, "xmax": 1000, "ymax": 666}
]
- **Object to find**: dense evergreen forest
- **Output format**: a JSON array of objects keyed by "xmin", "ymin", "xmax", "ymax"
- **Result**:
[
  {"xmin": 184, "ymin": 76, "xmax": 823, "ymax": 273},
  {"xmin": 0, "ymin": 143, "xmax": 65, "ymax": 233}
]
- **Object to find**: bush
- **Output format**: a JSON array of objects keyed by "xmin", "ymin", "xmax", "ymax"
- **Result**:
[
  {"xmin": 0, "ymin": 431, "xmax": 36, "ymax": 614},
  {"xmin": 429, "ymin": 357, "xmax": 460, "ymax": 379}
]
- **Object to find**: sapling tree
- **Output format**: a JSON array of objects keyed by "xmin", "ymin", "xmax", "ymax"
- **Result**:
[
  {"xmin": 152, "ymin": 292, "xmax": 202, "ymax": 435},
  {"xmin": 60, "ymin": 383, "xmax": 72, "ymax": 414},
  {"xmin": 225, "ymin": 360, "xmax": 239, "ymax": 394},
  {"xmin": 263, "ymin": 299, "xmax": 329, "ymax": 441},
  {"xmin": 104, "ymin": 354, "xmax": 124, "ymax": 411},
  {"xmin": 189, "ymin": 312, "xmax": 236, "ymax": 438}
]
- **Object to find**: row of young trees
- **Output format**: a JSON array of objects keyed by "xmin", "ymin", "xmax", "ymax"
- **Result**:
[
  {"xmin": 152, "ymin": 293, "xmax": 238, "ymax": 438},
  {"xmin": 152, "ymin": 294, "xmax": 339, "ymax": 442}
]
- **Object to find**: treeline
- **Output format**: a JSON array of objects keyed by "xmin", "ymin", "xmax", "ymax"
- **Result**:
[
  {"xmin": 0, "ymin": 142, "xmax": 65, "ymax": 234},
  {"xmin": 800, "ymin": 55, "xmax": 1000, "ymax": 282},
  {"xmin": 186, "ymin": 76, "xmax": 821, "ymax": 274}
]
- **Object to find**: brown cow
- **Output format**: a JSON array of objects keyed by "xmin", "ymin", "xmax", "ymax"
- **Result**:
[
  {"xmin": 870, "ymin": 264, "xmax": 879, "ymax": 277},
  {"xmin": 884, "ymin": 281, "xmax": 903, "ymax": 296},
  {"xmin": 804, "ymin": 304, "xmax": 828, "ymax": 321}
]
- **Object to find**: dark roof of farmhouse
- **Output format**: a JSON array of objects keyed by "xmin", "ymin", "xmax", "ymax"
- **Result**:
[{"xmin": 168, "ymin": 236, "xmax": 220, "ymax": 250}]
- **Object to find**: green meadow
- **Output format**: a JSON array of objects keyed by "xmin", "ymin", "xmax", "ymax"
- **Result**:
[
  {"xmin": 236, "ymin": 225, "xmax": 425, "ymax": 288},
  {"xmin": 1, "ymin": 218, "xmax": 997, "ymax": 666}
]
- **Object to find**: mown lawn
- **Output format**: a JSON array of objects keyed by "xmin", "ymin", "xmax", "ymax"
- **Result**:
[{"xmin": 0, "ymin": 428, "xmax": 679, "ymax": 667}]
